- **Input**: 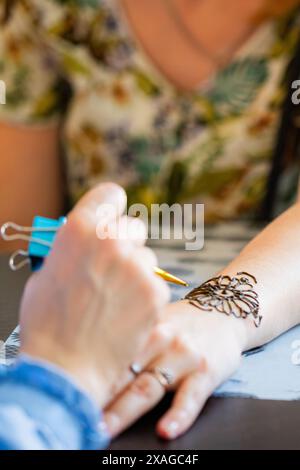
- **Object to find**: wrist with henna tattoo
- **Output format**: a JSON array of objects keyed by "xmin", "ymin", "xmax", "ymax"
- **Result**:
[{"xmin": 185, "ymin": 272, "xmax": 261, "ymax": 327}]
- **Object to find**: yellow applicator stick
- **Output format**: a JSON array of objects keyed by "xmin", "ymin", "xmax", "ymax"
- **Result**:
[{"xmin": 154, "ymin": 267, "xmax": 189, "ymax": 286}]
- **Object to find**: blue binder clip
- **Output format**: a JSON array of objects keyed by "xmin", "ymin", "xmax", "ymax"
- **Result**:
[{"xmin": 1, "ymin": 216, "xmax": 67, "ymax": 271}]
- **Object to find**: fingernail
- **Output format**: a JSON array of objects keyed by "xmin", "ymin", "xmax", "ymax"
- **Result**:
[
  {"xmin": 163, "ymin": 420, "xmax": 180, "ymax": 439},
  {"xmin": 104, "ymin": 413, "xmax": 120, "ymax": 436}
]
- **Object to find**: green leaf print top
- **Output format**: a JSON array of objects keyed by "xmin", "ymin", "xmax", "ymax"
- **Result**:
[{"xmin": 0, "ymin": 0, "xmax": 299, "ymax": 221}]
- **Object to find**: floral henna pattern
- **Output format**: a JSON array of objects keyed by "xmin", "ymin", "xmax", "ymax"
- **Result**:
[{"xmin": 185, "ymin": 272, "xmax": 261, "ymax": 327}]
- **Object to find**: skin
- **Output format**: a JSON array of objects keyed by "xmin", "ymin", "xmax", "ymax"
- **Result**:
[
  {"xmin": 121, "ymin": 0, "xmax": 268, "ymax": 90},
  {"xmin": 20, "ymin": 183, "xmax": 170, "ymax": 408},
  {"xmin": 105, "ymin": 202, "xmax": 300, "ymax": 438},
  {"xmin": 2, "ymin": 0, "xmax": 300, "ymax": 440},
  {"xmin": 0, "ymin": 122, "xmax": 64, "ymax": 252}
]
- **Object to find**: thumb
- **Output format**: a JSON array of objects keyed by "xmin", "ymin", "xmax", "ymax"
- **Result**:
[{"xmin": 71, "ymin": 182, "xmax": 127, "ymax": 226}]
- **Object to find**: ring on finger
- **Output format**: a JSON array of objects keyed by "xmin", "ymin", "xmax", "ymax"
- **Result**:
[
  {"xmin": 130, "ymin": 363, "xmax": 142, "ymax": 376},
  {"xmin": 146, "ymin": 367, "xmax": 174, "ymax": 389}
]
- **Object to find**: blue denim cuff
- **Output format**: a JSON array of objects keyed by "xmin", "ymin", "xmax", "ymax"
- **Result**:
[{"xmin": 0, "ymin": 355, "xmax": 109, "ymax": 449}]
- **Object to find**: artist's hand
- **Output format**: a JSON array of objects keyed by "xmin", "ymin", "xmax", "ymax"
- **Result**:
[
  {"xmin": 104, "ymin": 300, "xmax": 247, "ymax": 439},
  {"xmin": 20, "ymin": 183, "xmax": 170, "ymax": 408}
]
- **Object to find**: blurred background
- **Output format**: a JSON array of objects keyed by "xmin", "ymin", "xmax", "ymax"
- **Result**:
[{"xmin": 1, "ymin": 0, "xmax": 300, "ymax": 256}]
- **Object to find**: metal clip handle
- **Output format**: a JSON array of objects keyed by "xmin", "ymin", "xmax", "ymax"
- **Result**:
[
  {"xmin": 8, "ymin": 250, "xmax": 30, "ymax": 271},
  {"xmin": 1, "ymin": 222, "xmax": 56, "ymax": 248}
]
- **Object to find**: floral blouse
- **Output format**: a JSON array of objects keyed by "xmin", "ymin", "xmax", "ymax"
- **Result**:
[{"xmin": 1, "ymin": 0, "xmax": 300, "ymax": 220}]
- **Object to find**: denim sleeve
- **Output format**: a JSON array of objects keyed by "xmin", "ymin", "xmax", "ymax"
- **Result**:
[{"xmin": 0, "ymin": 355, "xmax": 110, "ymax": 450}]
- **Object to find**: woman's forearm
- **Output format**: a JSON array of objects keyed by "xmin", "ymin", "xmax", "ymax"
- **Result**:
[
  {"xmin": 220, "ymin": 202, "xmax": 300, "ymax": 351},
  {"xmin": 0, "ymin": 122, "xmax": 64, "ymax": 252}
]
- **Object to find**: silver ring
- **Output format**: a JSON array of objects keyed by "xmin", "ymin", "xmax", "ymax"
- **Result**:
[
  {"xmin": 147, "ymin": 367, "xmax": 174, "ymax": 389},
  {"xmin": 130, "ymin": 363, "xmax": 142, "ymax": 376}
]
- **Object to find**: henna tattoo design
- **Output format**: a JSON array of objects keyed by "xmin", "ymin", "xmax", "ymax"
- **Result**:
[{"xmin": 185, "ymin": 271, "xmax": 261, "ymax": 327}]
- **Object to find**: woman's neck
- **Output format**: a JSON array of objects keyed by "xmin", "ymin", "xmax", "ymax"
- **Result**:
[{"xmin": 120, "ymin": 0, "xmax": 275, "ymax": 91}]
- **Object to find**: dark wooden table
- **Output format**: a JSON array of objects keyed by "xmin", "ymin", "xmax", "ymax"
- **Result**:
[
  {"xmin": 1, "ymin": 254, "xmax": 300, "ymax": 450},
  {"xmin": 110, "ymin": 395, "xmax": 300, "ymax": 450}
]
